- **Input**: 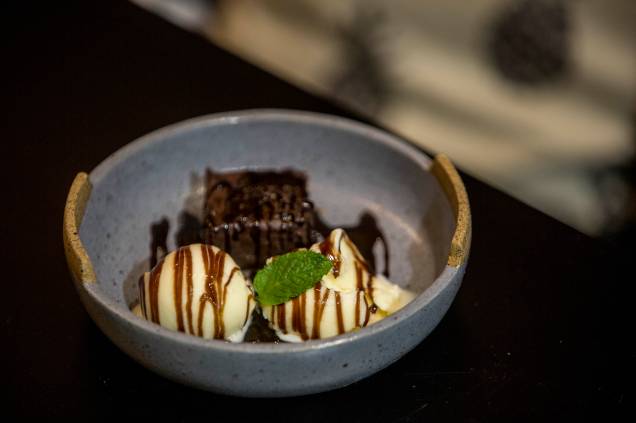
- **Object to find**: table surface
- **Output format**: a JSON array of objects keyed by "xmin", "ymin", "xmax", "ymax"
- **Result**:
[{"xmin": 5, "ymin": 1, "xmax": 632, "ymax": 420}]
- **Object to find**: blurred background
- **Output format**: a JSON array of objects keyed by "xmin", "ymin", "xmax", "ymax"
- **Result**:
[{"xmin": 133, "ymin": 0, "xmax": 636, "ymax": 240}]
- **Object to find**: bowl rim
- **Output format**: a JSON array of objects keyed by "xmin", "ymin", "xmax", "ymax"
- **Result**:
[{"xmin": 65, "ymin": 109, "xmax": 471, "ymax": 354}]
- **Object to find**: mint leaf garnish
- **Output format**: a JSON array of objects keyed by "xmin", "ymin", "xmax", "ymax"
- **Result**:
[{"xmin": 253, "ymin": 250, "xmax": 332, "ymax": 306}]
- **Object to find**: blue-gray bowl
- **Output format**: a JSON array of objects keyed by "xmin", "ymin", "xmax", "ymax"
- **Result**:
[{"xmin": 63, "ymin": 110, "xmax": 471, "ymax": 397}]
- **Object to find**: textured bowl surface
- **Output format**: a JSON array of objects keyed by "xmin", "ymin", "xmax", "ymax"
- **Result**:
[{"xmin": 64, "ymin": 110, "xmax": 470, "ymax": 397}]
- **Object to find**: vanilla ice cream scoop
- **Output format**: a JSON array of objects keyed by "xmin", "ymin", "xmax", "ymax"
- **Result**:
[
  {"xmin": 136, "ymin": 244, "xmax": 255, "ymax": 342},
  {"xmin": 261, "ymin": 229, "xmax": 415, "ymax": 342}
]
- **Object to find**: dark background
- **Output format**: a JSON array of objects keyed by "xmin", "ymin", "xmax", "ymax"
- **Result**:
[{"xmin": 4, "ymin": 1, "xmax": 633, "ymax": 420}]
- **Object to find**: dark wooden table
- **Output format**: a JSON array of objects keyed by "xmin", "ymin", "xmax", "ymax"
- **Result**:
[{"xmin": 5, "ymin": 1, "xmax": 632, "ymax": 420}]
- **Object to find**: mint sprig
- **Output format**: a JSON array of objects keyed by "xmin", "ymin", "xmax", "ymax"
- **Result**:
[{"xmin": 253, "ymin": 250, "xmax": 332, "ymax": 306}]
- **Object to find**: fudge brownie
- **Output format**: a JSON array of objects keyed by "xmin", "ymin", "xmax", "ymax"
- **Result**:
[{"xmin": 202, "ymin": 169, "xmax": 318, "ymax": 271}]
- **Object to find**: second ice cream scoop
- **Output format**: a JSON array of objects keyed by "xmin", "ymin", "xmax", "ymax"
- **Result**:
[{"xmin": 261, "ymin": 229, "xmax": 415, "ymax": 342}]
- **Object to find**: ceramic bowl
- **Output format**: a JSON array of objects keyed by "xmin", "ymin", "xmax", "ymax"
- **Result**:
[{"xmin": 63, "ymin": 110, "xmax": 471, "ymax": 397}]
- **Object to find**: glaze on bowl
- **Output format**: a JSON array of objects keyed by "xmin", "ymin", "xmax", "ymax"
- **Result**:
[{"xmin": 63, "ymin": 110, "xmax": 471, "ymax": 397}]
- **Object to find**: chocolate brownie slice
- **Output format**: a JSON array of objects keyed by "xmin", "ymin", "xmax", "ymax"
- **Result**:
[{"xmin": 202, "ymin": 169, "xmax": 317, "ymax": 271}]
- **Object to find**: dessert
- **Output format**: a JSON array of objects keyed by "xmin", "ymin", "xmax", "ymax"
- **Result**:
[
  {"xmin": 259, "ymin": 229, "xmax": 415, "ymax": 342},
  {"xmin": 135, "ymin": 169, "xmax": 416, "ymax": 343},
  {"xmin": 202, "ymin": 169, "xmax": 318, "ymax": 272},
  {"xmin": 137, "ymin": 244, "xmax": 255, "ymax": 342}
]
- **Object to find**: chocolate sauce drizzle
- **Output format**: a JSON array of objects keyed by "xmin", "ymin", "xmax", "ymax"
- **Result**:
[
  {"xmin": 199, "ymin": 245, "xmax": 228, "ymax": 338},
  {"xmin": 184, "ymin": 247, "xmax": 194, "ymax": 334},
  {"xmin": 311, "ymin": 283, "xmax": 326, "ymax": 339},
  {"xmin": 334, "ymin": 291, "xmax": 345, "ymax": 334},
  {"xmin": 146, "ymin": 259, "xmax": 164, "ymax": 325},
  {"xmin": 150, "ymin": 218, "xmax": 169, "ymax": 269},
  {"xmin": 173, "ymin": 248, "xmax": 186, "ymax": 332}
]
